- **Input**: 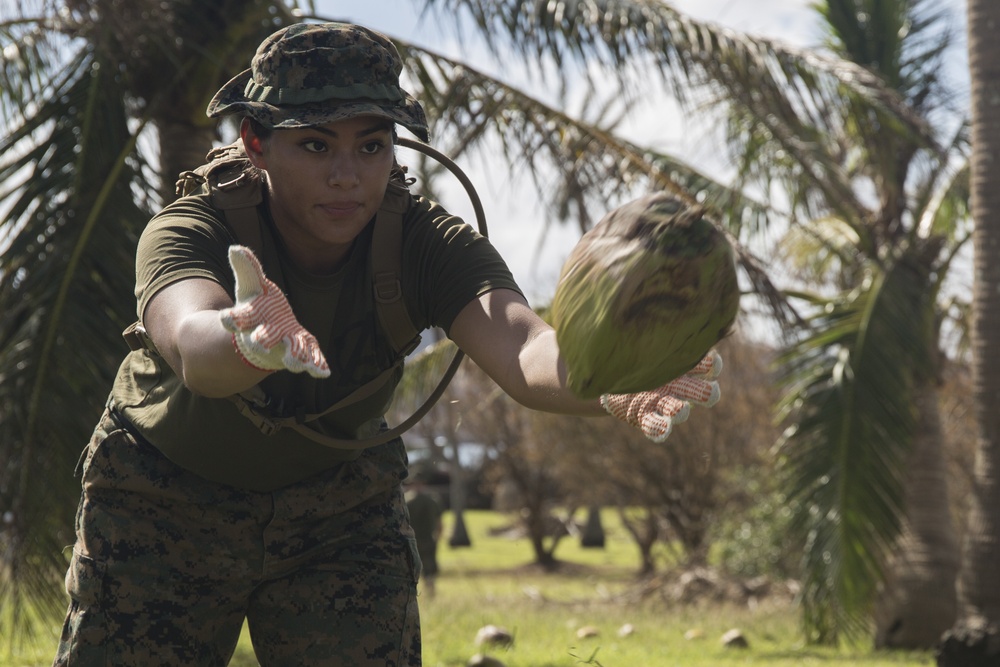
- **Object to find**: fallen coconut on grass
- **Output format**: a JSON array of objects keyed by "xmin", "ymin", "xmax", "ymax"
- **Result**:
[
  {"xmin": 474, "ymin": 624, "xmax": 514, "ymax": 648},
  {"xmin": 467, "ymin": 654, "xmax": 506, "ymax": 667}
]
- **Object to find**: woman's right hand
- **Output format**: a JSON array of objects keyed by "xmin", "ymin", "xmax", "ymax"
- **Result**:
[{"xmin": 219, "ymin": 245, "xmax": 330, "ymax": 379}]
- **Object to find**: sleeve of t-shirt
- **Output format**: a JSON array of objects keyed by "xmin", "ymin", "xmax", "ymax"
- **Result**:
[
  {"xmin": 402, "ymin": 196, "xmax": 524, "ymax": 334},
  {"xmin": 133, "ymin": 195, "xmax": 236, "ymax": 320}
]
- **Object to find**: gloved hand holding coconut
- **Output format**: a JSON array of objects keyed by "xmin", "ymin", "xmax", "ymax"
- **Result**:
[
  {"xmin": 551, "ymin": 193, "xmax": 740, "ymax": 440},
  {"xmin": 601, "ymin": 350, "xmax": 722, "ymax": 442},
  {"xmin": 219, "ymin": 245, "xmax": 331, "ymax": 379}
]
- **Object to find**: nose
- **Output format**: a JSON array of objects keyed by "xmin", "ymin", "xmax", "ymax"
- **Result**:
[{"xmin": 327, "ymin": 154, "xmax": 361, "ymax": 188}]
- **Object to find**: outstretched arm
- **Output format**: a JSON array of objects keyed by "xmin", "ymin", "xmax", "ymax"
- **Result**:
[
  {"xmin": 448, "ymin": 288, "xmax": 602, "ymax": 415},
  {"xmin": 142, "ymin": 245, "xmax": 328, "ymax": 397},
  {"xmin": 448, "ymin": 288, "xmax": 721, "ymax": 439},
  {"xmin": 143, "ymin": 274, "xmax": 268, "ymax": 398}
]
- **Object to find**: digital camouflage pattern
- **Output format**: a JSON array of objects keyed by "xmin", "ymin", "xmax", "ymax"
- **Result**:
[
  {"xmin": 54, "ymin": 409, "xmax": 421, "ymax": 666},
  {"xmin": 208, "ymin": 22, "xmax": 429, "ymax": 141}
]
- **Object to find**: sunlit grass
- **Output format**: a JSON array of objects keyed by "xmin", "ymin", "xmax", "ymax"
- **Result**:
[
  {"xmin": 413, "ymin": 510, "xmax": 934, "ymax": 667},
  {"xmin": 439, "ymin": 509, "xmax": 650, "ymax": 575}
]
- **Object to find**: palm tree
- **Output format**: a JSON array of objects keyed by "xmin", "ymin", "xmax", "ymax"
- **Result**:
[
  {"xmin": 414, "ymin": 0, "xmax": 967, "ymax": 646},
  {"xmin": 708, "ymin": 0, "xmax": 968, "ymax": 644},
  {"xmin": 0, "ymin": 0, "xmax": 969, "ymax": 650},
  {"xmin": 0, "ymin": 0, "xmax": 304, "ymax": 647},
  {"xmin": 936, "ymin": 0, "xmax": 1000, "ymax": 662},
  {"xmin": 759, "ymin": 0, "xmax": 970, "ymax": 644},
  {"xmin": 402, "ymin": 0, "xmax": 970, "ymax": 646}
]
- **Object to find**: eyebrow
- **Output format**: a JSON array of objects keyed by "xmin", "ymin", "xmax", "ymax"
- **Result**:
[{"xmin": 310, "ymin": 122, "xmax": 392, "ymax": 139}]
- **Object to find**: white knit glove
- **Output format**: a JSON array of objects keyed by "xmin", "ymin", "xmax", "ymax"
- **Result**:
[
  {"xmin": 600, "ymin": 350, "xmax": 722, "ymax": 442},
  {"xmin": 219, "ymin": 245, "xmax": 330, "ymax": 379}
]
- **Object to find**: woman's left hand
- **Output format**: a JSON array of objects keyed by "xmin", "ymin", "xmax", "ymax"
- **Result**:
[{"xmin": 600, "ymin": 350, "xmax": 722, "ymax": 442}]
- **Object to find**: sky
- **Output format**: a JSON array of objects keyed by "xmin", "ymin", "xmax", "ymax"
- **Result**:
[{"xmin": 312, "ymin": 0, "xmax": 970, "ymax": 304}]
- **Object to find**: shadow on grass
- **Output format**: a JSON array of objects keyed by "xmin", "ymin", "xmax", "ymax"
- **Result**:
[{"xmin": 758, "ymin": 648, "xmax": 934, "ymax": 664}]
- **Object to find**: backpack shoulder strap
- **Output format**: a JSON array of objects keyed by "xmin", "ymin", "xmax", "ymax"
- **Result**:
[
  {"xmin": 124, "ymin": 143, "xmax": 266, "ymax": 353},
  {"xmin": 371, "ymin": 180, "xmax": 421, "ymax": 358},
  {"xmin": 176, "ymin": 140, "xmax": 266, "ymax": 257},
  {"xmin": 210, "ymin": 164, "xmax": 266, "ymax": 259}
]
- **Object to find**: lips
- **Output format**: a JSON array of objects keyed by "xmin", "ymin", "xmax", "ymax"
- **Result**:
[{"xmin": 319, "ymin": 201, "xmax": 362, "ymax": 217}]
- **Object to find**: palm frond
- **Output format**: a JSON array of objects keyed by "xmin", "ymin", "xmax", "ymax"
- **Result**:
[
  {"xmin": 0, "ymin": 38, "xmax": 153, "ymax": 648},
  {"xmin": 777, "ymin": 216, "xmax": 864, "ymax": 288},
  {"xmin": 774, "ymin": 245, "xmax": 936, "ymax": 642},
  {"xmin": 424, "ymin": 0, "xmax": 939, "ymax": 184},
  {"xmin": 821, "ymin": 0, "xmax": 958, "ymax": 114},
  {"xmin": 396, "ymin": 43, "xmax": 690, "ymax": 220},
  {"xmin": 913, "ymin": 125, "xmax": 971, "ymax": 244},
  {"xmin": 0, "ymin": 11, "xmax": 65, "ymax": 119},
  {"xmin": 385, "ymin": 39, "xmax": 804, "ymax": 330}
]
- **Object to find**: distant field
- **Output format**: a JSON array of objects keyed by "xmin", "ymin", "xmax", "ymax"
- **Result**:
[{"xmin": 5, "ymin": 509, "xmax": 934, "ymax": 666}]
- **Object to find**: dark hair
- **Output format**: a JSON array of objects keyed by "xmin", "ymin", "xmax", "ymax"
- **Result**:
[{"xmin": 245, "ymin": 117, "xmax": 273, "ymax": 141}]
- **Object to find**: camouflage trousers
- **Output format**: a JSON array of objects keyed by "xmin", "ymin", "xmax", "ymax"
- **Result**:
[{"xmin": 53, "ymin": 408, "xmax": 422, "ymax": 666}]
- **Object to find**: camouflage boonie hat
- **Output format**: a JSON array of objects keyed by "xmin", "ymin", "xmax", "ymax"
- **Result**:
[{"xmin": 207, "ymin": 22, "xmax": 429, "ymax": 142}]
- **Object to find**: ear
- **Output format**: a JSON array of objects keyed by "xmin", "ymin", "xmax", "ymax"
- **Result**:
[{"xmin": 240, "ymin": 118, "xmax": 267, "ymax": 169}]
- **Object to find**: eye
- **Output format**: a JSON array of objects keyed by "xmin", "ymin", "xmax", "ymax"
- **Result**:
[
  {"xmin": 360, "ymin": 140, "xmax": 385, "ymax": 155},
  {"xmin": 301, "ymin": 139, "xmax": 327, "ymax": 153}
]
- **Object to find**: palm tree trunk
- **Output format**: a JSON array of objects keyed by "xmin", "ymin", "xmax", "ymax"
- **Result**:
[
  {"xmin": 875, "ymin": 383, "xmax": 959, "ymax": 649},
  {"xmin": 157, "ymin": 121, "xmax": 219, "ymax": 205},
  {"xmin": 936, "ymin": 0, "xmax": 1000, "ymax": 662},
  {"xmin": 959, "ymin": 0, "xmax": 1000, "ymax": 626}
]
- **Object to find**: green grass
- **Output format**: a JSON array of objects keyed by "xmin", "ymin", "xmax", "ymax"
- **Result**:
[
  {"xmin": 4, "ymin": 509, "xmax": 935, "ymax": 666},
  {"xmin": 407, "ymin": 510, "xmax": 934, "ymax": 667}
]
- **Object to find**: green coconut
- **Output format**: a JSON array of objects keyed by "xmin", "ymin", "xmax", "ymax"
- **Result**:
[{"xmin": 552, "ymin": 193, "xmax": 740, "ymax": 399}]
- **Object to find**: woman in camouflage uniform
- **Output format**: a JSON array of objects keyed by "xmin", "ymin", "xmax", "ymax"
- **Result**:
[{"xmin": 53, "ymin": 22, "xmax": 723, "ymax": 667}]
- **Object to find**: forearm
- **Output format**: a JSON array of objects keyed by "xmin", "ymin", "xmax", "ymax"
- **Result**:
[
  {"xmin": 502, "ymin": 328, "xmax": 606, "ymax": 416},
  {"xmin": 143, "ymin": 278, "xmax": 274, "ymax": 398},
  {"xmin": 173, "ymin": 309, "xmax": 272, "ymax": 397},
  {"xmin": 451, "ymin": 288, "xmax": 725, "ymax": 443},
  {"xmin": 143, "ymin": 250, "xmax": 329, "ymax": 396},
  {"xmin": 451, "ymin": 290, "xmax": 605, "ymax": 416}
]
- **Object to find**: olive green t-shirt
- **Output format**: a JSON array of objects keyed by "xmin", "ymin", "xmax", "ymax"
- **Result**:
[{"xmin": 111, "ymin": 190, "xmax": 521, "ymax": 491}]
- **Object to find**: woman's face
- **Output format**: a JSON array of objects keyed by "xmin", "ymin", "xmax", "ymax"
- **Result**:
[{"xmin": 243, "ymin": 115, "xmax": 395, "ymax": 274}]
